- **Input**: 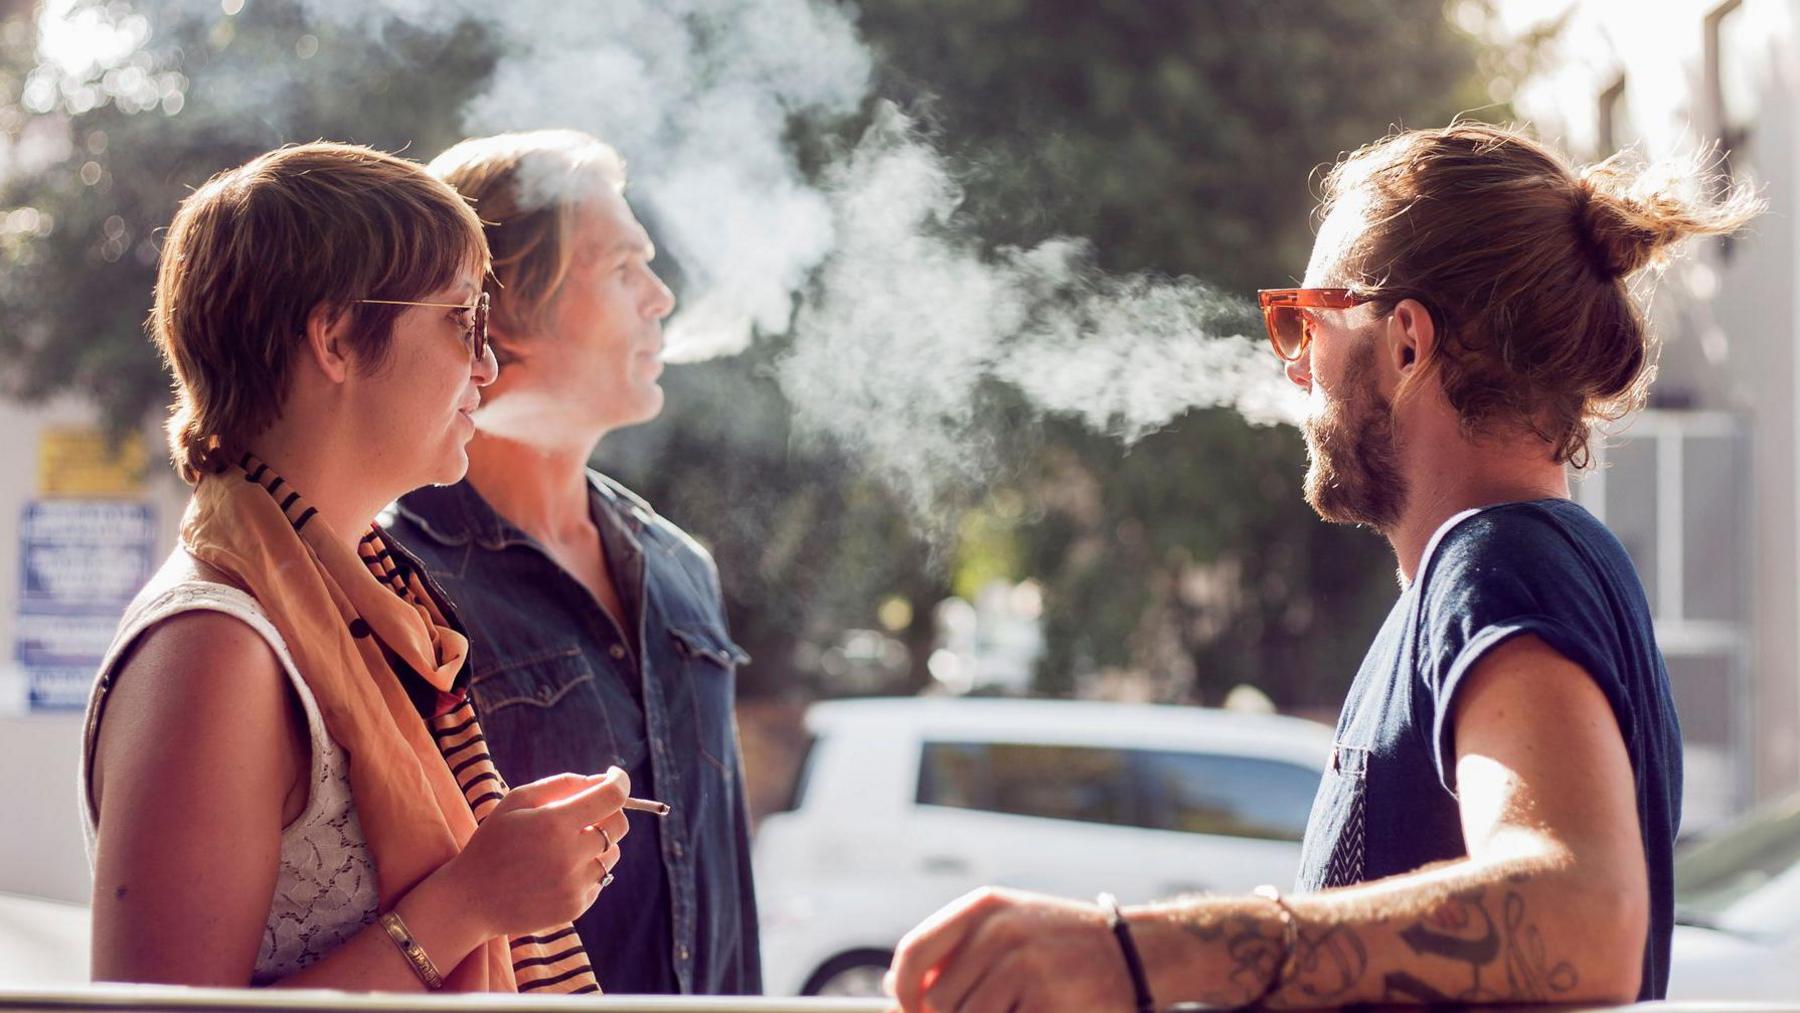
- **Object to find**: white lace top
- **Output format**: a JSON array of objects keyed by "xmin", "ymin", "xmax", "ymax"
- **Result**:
[{"xmin": 80, "ymin": 560, "xmax": 381, "ymax": 983}]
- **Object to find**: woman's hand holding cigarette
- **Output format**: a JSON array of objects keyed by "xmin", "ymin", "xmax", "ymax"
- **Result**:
[{"xmin": 431, "ymin": 767, "xmax": 632, "ymax": 938}]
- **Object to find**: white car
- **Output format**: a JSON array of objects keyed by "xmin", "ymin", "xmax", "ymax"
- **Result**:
[
  {"xmin": 1667, "ymin": 791, "xmax": 1800, "ymax": 1000},
  {"xmin": 752, "ymin": 697, "xmax": 1334, "ymax": 996}
]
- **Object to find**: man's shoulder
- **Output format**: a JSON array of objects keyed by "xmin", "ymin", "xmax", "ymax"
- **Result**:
[
  {"xmin": 1407, "ymin": 499, "xmax": 1640, "ymax": 637},
  {"xmin": 1424, "ymin": 499, "xmax": 1610, "ymax": 584},
  {"xmin": 589, "ymin": 472, "xmax": 719, "ymax": 573}
]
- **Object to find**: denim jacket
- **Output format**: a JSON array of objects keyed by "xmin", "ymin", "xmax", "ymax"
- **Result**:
[{"xmin": 387, "ymin": 474, "xmax": 760, "ymax": 995}]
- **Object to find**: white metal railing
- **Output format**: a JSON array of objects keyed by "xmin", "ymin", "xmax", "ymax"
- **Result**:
[
  {"xmin": 0, "ymin": 986, "xmax": 1796, "ymax": 1013},
  {"xmin": 0, "ymin": 988, "xmax": 889, "ymax": 1013}
]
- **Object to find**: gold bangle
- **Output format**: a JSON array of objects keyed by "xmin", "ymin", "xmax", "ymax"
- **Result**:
[{"xmin": 379, "ymin": 909, "xmax": 444, "ymax": 990}]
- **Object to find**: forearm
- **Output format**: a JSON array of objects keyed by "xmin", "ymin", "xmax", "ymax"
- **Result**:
[
  {"xmin": 1130, "ymin": 852, "xmax": 1644, "ymax": 1008},
  {"xmin": 273, "ymin": 866, "xmax": 496, "ymax": 991}
]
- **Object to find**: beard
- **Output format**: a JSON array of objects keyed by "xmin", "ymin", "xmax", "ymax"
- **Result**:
[{"xmin": 1302, "ymin": 342, "xmax": 1407, "ymax": 531}]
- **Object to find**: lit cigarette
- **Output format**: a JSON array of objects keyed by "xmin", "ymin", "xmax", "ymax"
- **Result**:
[{"xmin": 624, "ymin": 797, "xmax": 670, "ymax": 816}]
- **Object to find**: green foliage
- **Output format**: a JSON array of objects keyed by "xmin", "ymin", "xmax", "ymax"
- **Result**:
[
  {"xmin": 0, "ymin": 3, "xmax": 499, "ymax": 431},
  {"xmin": 840, "ymin": 0, "xmax": 1498, "ymax": 704},
  {"xmin": 856, "ymin": 0, "xmax": 1498, "ymax": 288},
  {"xmin": 0, "ymin": 0, "xmax": 1501, "ymax": 706}
]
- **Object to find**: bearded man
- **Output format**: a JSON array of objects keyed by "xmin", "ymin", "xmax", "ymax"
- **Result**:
[{"xmin": 883, "ymin": 123, "xmax": 1760, "ymax": 1011}]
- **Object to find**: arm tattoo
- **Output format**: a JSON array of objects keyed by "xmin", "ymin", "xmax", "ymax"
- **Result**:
[
  {"xmin": 1287, "ymin": 923, "xmax": 1369, "ymax": 1002},
  {"xmin": 1500, "ymin": 892, "xmax": 1580, "ymax": 998},
  {"xmin": 1178, "ymin": 913, "xmax": 1281, "ymax": 1007},
  {"xmin": 1178, "ymin": 886, "xmax": 1579, "ymax": 1006},
  {"xmin": 1178, "ymin": 910, "xmax": 1371, "ymax": 1005},
  {"xmin": 1386, "ymin": 888, "xmax": 1580, "ymax": 1003}
]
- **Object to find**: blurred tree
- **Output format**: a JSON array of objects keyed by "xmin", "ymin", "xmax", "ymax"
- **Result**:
[
  {"xmin": 845, "ymin": 0, "xmax": 1501, "ymax": 705},
  {"xmin": 0, "ymin": 0, "xmax": 1507, "ymax": 707},
  {"xmin": 0, "ymin": 3, "xmax": 498, "ymax": 429},
  {"xmin": 0, "ymin": 0, "xmax": 938, "ymax": 701}
]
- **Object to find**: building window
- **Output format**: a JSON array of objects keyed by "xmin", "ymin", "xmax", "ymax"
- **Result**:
[
  {"xmin": 1705, "ymin": 0, "xmax": 1755, "ymax": 259},
  {"xmin": 1575, "ymin": 411, "xmax": 1751, "ymax": 830},
  {"xmin": 1598, "ymin": 74, "xmax": 1631, "ymax": 156}
]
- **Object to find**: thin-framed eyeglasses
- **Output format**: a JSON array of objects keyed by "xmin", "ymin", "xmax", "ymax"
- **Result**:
[
  {"xmin": 1255, "ymin": 288, "xmax": 1369, "ymax": 362},
  {"xmin": 356, "ymin": 290, "xmax": 490, "ymax": 362}
]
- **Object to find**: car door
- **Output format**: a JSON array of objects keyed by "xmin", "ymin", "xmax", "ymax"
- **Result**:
[
  {"xmin": 904, "ymin": 741, "xmax": 1132, "ymax": 900},
  {"xmin": 903, "ymin": 740, "xmax": 1323, "ymax": 906},
  {"xmin": 1122, "ymin": 747, "xmax": 1323, "ymax": 898}
]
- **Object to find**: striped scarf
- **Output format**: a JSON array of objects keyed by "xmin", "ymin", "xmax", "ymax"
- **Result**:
[
  {"xmin": 182, "ymin": 453, "xmax": 598, "ymax": 993},
  {"xmin": 357, "ymin": 530, "xmax": 599, "ymax": 992}
]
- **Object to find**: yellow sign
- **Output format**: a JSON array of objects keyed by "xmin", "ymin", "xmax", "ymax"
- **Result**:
[{"xmin": 37, "ymin": 427, "xmax": 150, "ymax": 497}]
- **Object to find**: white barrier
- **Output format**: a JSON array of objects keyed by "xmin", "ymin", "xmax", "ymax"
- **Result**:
[
  {"xmin": 0, "ymin": 989, "xmax": 888, "ymax": 1013},
  {"xmin": 0, "ymin": 986, "xmax": 1798, "ymax": 1013}
]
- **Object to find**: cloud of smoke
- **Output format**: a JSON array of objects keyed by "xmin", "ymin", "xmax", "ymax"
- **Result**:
[
  {"xmin": 784, "ymin": 107, "xmax": 1299, "ymax": 516},
  {"xmin": 49, "ymin": 0, "xmax": 1303, "ymax": 519},
  {"xmin": 452, "ymin": 1, "xmax": 867, "ymax": 366}
]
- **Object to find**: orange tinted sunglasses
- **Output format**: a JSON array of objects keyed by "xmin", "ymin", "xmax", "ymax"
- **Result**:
[{"xmin": 1256, "ymin": 288, "xmax": 1369, "ymax": 362}]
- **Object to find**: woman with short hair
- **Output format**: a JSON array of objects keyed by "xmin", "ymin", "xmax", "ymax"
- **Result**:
[{"xmin": 82, "ymin": 141, "xmax": 625, "ymax": 993}]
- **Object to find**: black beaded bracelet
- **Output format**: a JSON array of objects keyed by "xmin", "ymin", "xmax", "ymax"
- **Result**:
[{"xmin": 1097, "ymin": 892, "xmax": 1156, "ymax": 1013}]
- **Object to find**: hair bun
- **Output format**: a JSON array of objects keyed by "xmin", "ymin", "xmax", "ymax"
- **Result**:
[
  {"xmin": 1575, "ymin": 157, "xmax": 1763, "ymax": 279},
  {"xmin": 1574, "ymin": 180, "xmax": 1675, "ymax": 278}
]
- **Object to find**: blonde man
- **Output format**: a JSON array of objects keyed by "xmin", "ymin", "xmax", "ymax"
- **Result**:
[{"xmin": 388, "ymin": 130, "xmax": 759, "ymax": 995}]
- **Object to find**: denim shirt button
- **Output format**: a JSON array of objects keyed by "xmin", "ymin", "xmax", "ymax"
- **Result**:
[
  {"xmin": 672, "ymin": 841, "xmax": 684, "ymax": 858},
  {"xmin": 608, "ymin": 644, "xmax": 626, "ymax": 660},
  {"xmin": 677, "ymin": 945, "xmax": 690, "ymax": 962}
]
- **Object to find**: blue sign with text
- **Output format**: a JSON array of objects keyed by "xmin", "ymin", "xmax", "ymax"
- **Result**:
[{"xmin": 17, "ymin": 500, "xmax": 156, "ymax": 710}]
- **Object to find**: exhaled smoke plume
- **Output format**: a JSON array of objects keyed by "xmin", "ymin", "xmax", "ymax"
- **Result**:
[
  {"xmin": 784, "ymin": 107, "xmax": 1300, "ymax": 517},
  {"xmin": 54, "ymin": 0, "xmax": 1303, "ymax": 519},
  {"xmin": 454, "ymin": 0, "xmax": 866, "ymax": 366}
]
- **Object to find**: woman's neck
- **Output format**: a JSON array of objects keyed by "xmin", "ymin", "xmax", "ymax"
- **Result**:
[{"xmin": 247, "ymin": 431, "xmax": 391, "ymax": 552}]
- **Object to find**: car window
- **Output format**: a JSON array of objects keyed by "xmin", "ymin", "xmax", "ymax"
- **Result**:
[
  {"xmin": 916, "ymin": 740, "xmax": 1320, "ymax": 841},
  {"xmin": 917, "ymin": 742, "xmax": 1137, "ymax": 827},
  {"xmin": 1134, "ymin": 749, "xmax": 1320, "ymax": 842}
]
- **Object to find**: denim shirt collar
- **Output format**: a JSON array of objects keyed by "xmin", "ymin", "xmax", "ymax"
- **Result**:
[{"xmin": 393, "ymin": 471, "xmax": 656, "ymax": 552}]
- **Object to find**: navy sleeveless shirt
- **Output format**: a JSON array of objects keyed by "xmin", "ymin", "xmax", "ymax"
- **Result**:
[{"xmin": 1295, "ymin": 500, "xmax": 1683, "ymax": 1000}]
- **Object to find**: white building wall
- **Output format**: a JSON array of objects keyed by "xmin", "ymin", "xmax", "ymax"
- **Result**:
[
  {"xmin": 1509, "ymin": 0, "xmax": 1800, "ymax": 809},
  {"xmin": 0, "ymin": 396, "xmax": 185, "ymax": 904}
]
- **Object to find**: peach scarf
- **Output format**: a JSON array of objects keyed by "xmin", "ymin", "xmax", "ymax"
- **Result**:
[{"xmin": 183, "ymin": 453, "xmax": 598, "ymax": 993}]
